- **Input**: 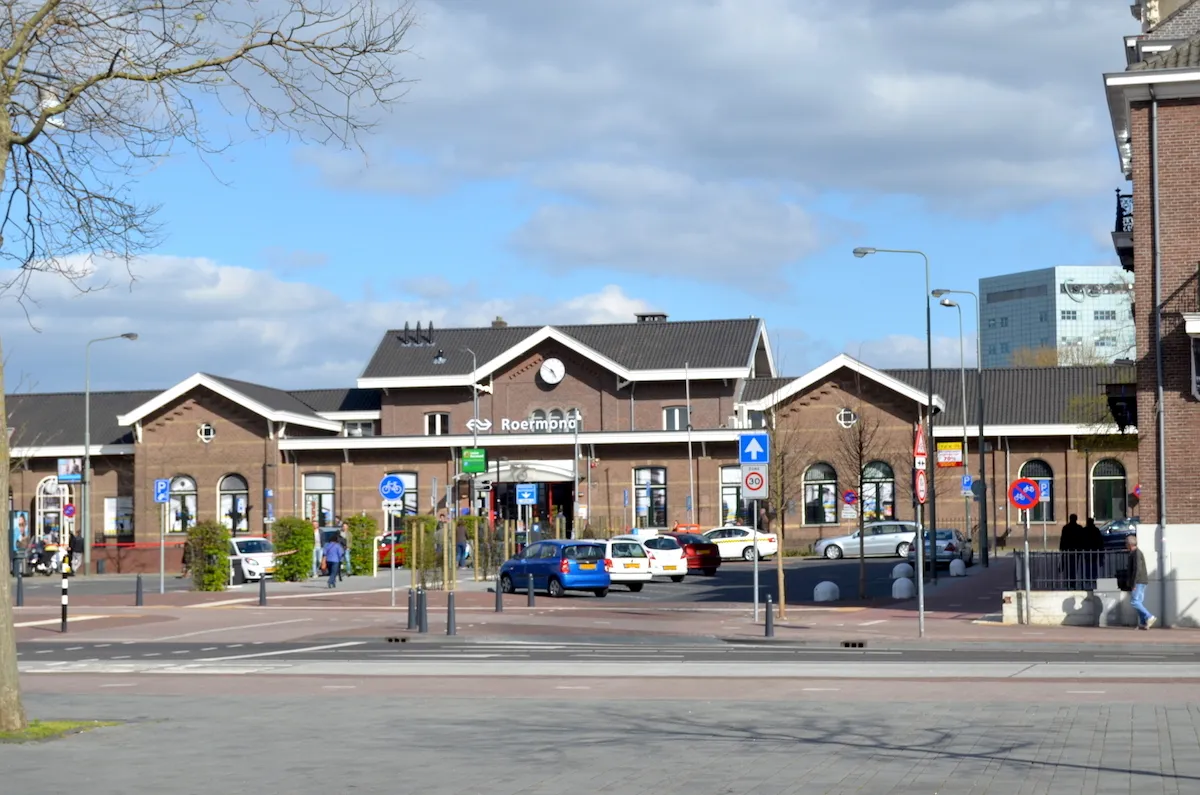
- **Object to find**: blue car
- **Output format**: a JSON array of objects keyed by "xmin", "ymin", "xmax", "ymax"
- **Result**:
[{"xmin": 499, "ymin": 539, "xmax": 611, "ymax": 598}]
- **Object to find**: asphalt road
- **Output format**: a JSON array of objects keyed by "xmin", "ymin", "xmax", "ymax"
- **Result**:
[{"xmin": 13, "ymin": 572, "xmax": 195, "ymax": 595}]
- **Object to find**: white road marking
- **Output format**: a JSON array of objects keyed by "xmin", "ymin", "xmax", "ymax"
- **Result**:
[
  {"xmin": 802, "ymin": 688, "xmax": 840, "ymax": 692},
  {"xmin": 95, "ymin": 644, "xmax": 111, "ymax": 648},
  {"xmin": 201, "ymin": 647, "xmax": 218, "ymax": 652},
  {"xmin": 858, "ymin": 620, "xmax": 887, "ymax": 626},
  {"xmin": 197, "ymin": 641, "xmax": 366, "ymax": 662},
  {"xmin": 556, "ymin": 686, "xmax": 591, "ymax": 690},
  {"xmin": 65, "ymin": 646, "xmax": 83, "ymax": 651},
  {"xmin": 101, "ymin": 683, "xmax": 136, "ymax": 688},
  {"xmin": 322, "ymin": 685, "xmax": 357, "ymax": 690},
  {"xmin": 15, "ymin": 615, "xmax": 111, "ymax": 628},
  {"xmin": 1067, "ymin": 690, "xmax": 1107, "ymax": 694},
  {"xmin": 35, "ymin": 650, "xmax": 52, "ymax": 655},
  {"xmin": 150, "ymin": 619, "xmax": 312, "ymax": 641},
  {"xmin": 112, "ymin": 655, "xmax": 130, "ymax": 660}
]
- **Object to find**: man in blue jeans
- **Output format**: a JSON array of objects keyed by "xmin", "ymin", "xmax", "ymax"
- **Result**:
[
  {"xmin": 1125, "ymin": 534, "xmax": 1156, "ymax": 629},
  {"xmin": 321, "ymin": 536, "xmax": 345, "ymax": 589}
]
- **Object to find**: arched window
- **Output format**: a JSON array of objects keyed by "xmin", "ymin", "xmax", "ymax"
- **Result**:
[
  {"xmin": 170, "ymin": 476, "xmax": 198, "ymax": 533},
  {"xmin": 549, "ymin": 409, "xmax": 564, "ymax": 432},
  {"xmin": 303, "ymin": 473, "xmax": 336, "ymax": 526},
  {"xmin": 530, "ymin": 409, "xmax": 548, "ymax": 433},
  {"xmin": 861, "ymin": 461, "xmax": 895, "ymax": 522},
  {"xmin": 1019, "ymin": 460, "xmax": 1054, "ymax": 523},
  {"xmin": 1092, "ymin": 459, "xmax": 1128, "ymax": 522},
  {"xmin": 35, "ymin": 476, "xmax": 71, "ymax": 542},
  {"xmin": 219, "ymin": 474, "xmax": 250, "ymax": 535},
  {"xmin": 803, "ymin": 463, "xmax": 838, "ymax": 525}
]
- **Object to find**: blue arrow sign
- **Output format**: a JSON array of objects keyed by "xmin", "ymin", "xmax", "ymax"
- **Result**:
[
  {"xmin": 623, "ymin": 488, "xmax": 629, "ymax": 508},
  {"xmin": 516, "ymin": 483, "xmax": 537, "ymax": 506},
  {"xmin": 1009, "ymin": 478, "xmax": 1040, "ymax": 509},
  {"xmin": 153, "ymin": 478, "xmax": 170, "ymax": 504},
  {"xmin": 378, "ymin": 474, "xmax": 406, "ymax": 501},
  {"xmin": 739, "ymin": 432, "xmax": 770, "ymax": 465}
]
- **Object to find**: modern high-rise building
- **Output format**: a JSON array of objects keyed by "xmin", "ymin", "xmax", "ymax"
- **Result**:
[{"xmin": 978, "ymin": 266, "xmax": 1135, "ymax": 368}]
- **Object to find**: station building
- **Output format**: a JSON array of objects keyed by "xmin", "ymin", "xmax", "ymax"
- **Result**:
[{"xmin": 6, "ymin": 314, "xmax": 1138, "ymax": 571}]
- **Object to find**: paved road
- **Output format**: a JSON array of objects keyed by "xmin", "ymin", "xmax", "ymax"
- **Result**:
[
  {"xmin": 4, "ymin": 693, "xmax": 1197, "ymax": 793},
  {"xmin": 14, "ymin": 572, "xmax": 195, "ymax": 595}
]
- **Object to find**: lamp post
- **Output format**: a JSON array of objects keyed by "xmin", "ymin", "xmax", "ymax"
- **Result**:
[
  {"xmin": 83, "ymin": 332, "xmax": 138, "ymax": 576},
  {"xmin": 939, "ymin": 298, "xmax": 971, "ymax": 557},
  {"xmin": 434, "ymin": 346, "xmax": 480, "ymax": 557},
  {"xmin": 933, "ymin": 287, "xmax": 989, "ymax": 567},
  {"xmin": 853, "ymin": 246, "xmax": 936, "ymax": 633}
]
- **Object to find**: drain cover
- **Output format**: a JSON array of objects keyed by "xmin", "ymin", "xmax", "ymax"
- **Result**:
[{"xmin": 841, "ymin": 640, "xmax": 866, "ymax": 649}]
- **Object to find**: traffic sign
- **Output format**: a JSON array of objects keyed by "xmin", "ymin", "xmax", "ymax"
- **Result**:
[
  {"xmin": 915, "ymin": 470, "xmax": 928, "ymax": 505},
  {"xmin": 741, "ymin": 464, "xmax": 768, "ymax": 500},
  {"xmin": 739, "ymin": 432, "xmax": 770, "ymax": 464},
  {"xmin": 842, "ymin": 490, "xmax": 858, "ymax": 505},
  {"xmin": 378, "ymin": 474, "xmax": 406, "ymax": 501},
  {"xmin": 515, "ymin": 483, "xmax": 537, "ymax": 506},
  {"xmin": 1134, "ymin": 483, "xmax": 1142, "ymax": 498},
  {"xmin": 153, "ymin": 478, "xmax": 170, "ymax": 504},
  {"xmin": 381, "ymin": 500, "xmax": 406, "ymax": 516},
  {"xmin": 63, "ymin": 504, "xmax": 76, "ymax": 519},
  {"xmin": 1008, "ymin": 478, "xmax": 1040, "ymax": 510},
  {"xmin": 461, "ymin": 448, "xmax": 487, "ymax": 474},
  {"xmin": 623, "ymin": 488, "xmax": 629, "ymax": 508},
  {"xmin": 1037, "ymin": 479, "xmax": 1051, "ymax": 502},
  {"xmin": 961, "ymin": 474, "xmax": 973, "ymax": 497},
  {"xmin": 913, "ymin": 422, "xmax": 928, "ymax": 457}
]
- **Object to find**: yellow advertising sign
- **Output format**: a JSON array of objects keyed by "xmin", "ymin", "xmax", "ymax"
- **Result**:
[{"xmin": 935, "ymin": 441, "xmax": 964, "ymax": 468}]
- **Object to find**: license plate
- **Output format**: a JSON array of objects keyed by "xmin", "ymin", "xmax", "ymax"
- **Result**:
[
  {"xmin": 264, "ymin": 568, "xmax": 275, "ymax": 574},
  {"xmin": 579, "ymin": 563, "xmax": 596, "ymax": 570},
  {"xmin": 698, "ymin": 550, "xmax": 711, "ymax": 555},
  {"xmin": 623, "ymin": 563, "xmax": 639, "ymax": 569},
  {"xmin": 664, "ymin": 565, "xmax": 677, "ymax": 571}
]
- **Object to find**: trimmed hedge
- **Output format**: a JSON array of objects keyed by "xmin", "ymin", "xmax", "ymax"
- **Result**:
[
  {"xmin": 271, "ymin": 517, "xmax": 315, "ymax": 582},
  {"xmin": 344, "ymin": 514, "xmax": 377, "ymax": 578},
  {"xmin": 187, "ymin": 521, "xmax": 231, "ymax": 591}
]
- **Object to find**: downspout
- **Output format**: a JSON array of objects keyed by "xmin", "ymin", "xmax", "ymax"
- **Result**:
[
  {"xmin": 1150, "ymin": 87, "xmax": 1170, "ymax": 625},
  {"xmin": 629, "ymin": 382, "xmax": 636, "ymax": 431},
  {"xmin": 291, "ymin": 451, "xmax": 299, "ymax": 516}
]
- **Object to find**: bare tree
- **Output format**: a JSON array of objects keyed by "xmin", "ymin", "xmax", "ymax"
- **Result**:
[
  {"xmin": 832, "ymin": 384, "xmax": 886, "ymax": 600},
  {"xmin": 0, "ymin": 0, "xmax": 414, "ymax": 732}
]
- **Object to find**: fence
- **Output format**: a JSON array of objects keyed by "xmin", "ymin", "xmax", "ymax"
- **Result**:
[{"xmin": 1014, "ymin": 550, "xmax": 1129, "ymax": 591}]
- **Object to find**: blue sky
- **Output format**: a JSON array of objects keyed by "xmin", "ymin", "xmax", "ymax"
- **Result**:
[{"xmin": 1, "ymin": 0, "xmax": 1138, "ymax": 392}]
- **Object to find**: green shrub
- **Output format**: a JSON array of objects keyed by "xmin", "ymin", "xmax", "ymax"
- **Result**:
[
  {"xmin": 187, "ymin": 521, "xmax": 231, "ymax": 591},
  {"xmin": 344, "ymin": 514, "xmax": 377, "ymax": 577},
  {"xmin": 271, "ymin": 517, "xmax": 315, "ymax": 582}
]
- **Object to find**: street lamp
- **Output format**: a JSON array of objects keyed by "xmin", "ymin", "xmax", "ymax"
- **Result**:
[
  {"xmin": 933, "ymin": 287, "xmax": 989, "ymax": 567},
  {"xmin": 431, "ymin": 347, "xmax": 480, "ymax": 444},
  {"xmin": 83, "ymin": 332, "xmax": 138, "ymax": 575},
  {"xmin": 853, "ymin": 246, "xmax": 937, "ymax": 633},
  {"xmin": 939, "ymin": 298, "xmax": 972, "ymax": 562}
]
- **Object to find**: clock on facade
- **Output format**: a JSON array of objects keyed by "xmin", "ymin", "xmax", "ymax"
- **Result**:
[{"xmin": 539, "ymin": 358, "xmax": 565, "ymax": 385}]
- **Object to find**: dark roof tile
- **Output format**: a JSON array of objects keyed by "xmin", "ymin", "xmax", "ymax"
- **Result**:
[
  {"xmin": 289, "ymin": 388, "xmax": 382, "ymax": 413},
  {"xmin": 7, "ymin": 390, "xmax": 160, "ymax": 448}
]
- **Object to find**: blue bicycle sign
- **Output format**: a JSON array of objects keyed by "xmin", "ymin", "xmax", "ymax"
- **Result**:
[{"xmin": 378, "ymin": 474, "xmax": 406, "ymax": 501}]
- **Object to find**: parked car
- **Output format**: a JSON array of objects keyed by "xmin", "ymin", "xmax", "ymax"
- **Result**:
[
  {"xmin": 1100, "ymin": 517, "xmax": 1140, "ymax": 550},
  {"xmin": 601, "ymin": 537, "xmax": 653, "ymax": 591},
  {"xmin": 499, "ymin": 539, "xmax": 611, "ymax": 597},
  {"xmin": 663, "ymin": 532, "xmax": 721, "ymax": 576},
  {"xmin": 703, "ymin": 526, "xmax": 778, "ymax": 561},
  {"xmin": 813, "ymin": 521, "xmax": 918, "ymax": 560},
  {"xmin": 905, "ymin": 529, "xmax": 973, "ymax": 568},
  {"xmin": 629, "ymin": 534, "xmax": 689, "ymax": 581},
  {"xmin": 228, "ymin": 536, "xmax": 275, "ymax": 581}
]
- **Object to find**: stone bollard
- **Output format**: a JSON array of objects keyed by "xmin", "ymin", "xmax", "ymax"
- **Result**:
[
  {"xmin": 527, "ymin": 573, "xmax": 536, "ymax": 607},
  {"xmin": 407, "ymin": 589, "xmax": 417, "ymax": 631},
  {"xmin": 813, "ymin": 581, "xmax": 840, "ymax": 602},
  {"xmin": 891, "ymin": 562, "xmax": 914, "ymax": 580},
  {"xmin": 495, "ymin": 576, "xmax": 504, "ymax": 613},
  {"xmin": 949, "ymin": 559, "xmax": 967, "ymax": 577},
  {"xmin": 446, "ymin": 591, "xmax": 457, "ymax": 636},
  {"xmin": 765, "ymin": 594, "xmax": 775, "ymax": 638},
  {"xmin": 135, "ymin": 573, "xmax": 144, "ymax": 607},
  {"xmin": 892, "ymin": 577, "xmax": 916, "ymax": 600}
]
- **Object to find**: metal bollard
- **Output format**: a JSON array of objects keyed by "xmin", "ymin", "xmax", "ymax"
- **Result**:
[
  {"xmin": 407, "ymin": 589, "xmax": 417, "ymax": 630},
  {"xmin": 527, "ymin": 573, "xmax": 536, "ymax": 607},
  {"xmin": 417, "ymin": 589, "xmax": 428, "ymax": 633},
  {"xmin": 258, "ymin": 575, "xmax": 267, "ymax": 606},
  {"xmin": 495, "ymin": 575, "xmax": 504, "ymax": 613},
  {"xmin": 15, "ymin": 566, "xmax": 23, "ymax": 608},
  {"xmin": 446, "ymin": 591, "xmax": 457, "ymax": 636},
  {"xmin": 60, "ymin": 573, "xmax": 68, "ymax": 633},
  {"xmin": 135, "ymin": 574, "xmax": 144, "ymax": 607},
  {"xmin": 765, "ymin": 594, "xmax": 775, "ymax": 638}
]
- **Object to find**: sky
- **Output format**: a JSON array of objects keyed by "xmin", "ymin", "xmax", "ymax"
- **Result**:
[{"xmin": 1, "ymin": 0, "xmax": 1139, "ymax": 393}]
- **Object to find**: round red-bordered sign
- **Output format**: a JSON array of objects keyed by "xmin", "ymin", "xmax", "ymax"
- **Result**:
[
  {"xmin": 1008, "ymin": 478, "xmax": 1041, "ymax": 510},
  {"xmin": 744, "ymin": 471, "xmax": 765, "ymax": 491},
  {"xmin": 915, "ymin": 470, "xmax": 928, "ymax": 505},
  {"xmin": 63, "ymin": 504, "xmax": 76, "ymax": 519}
]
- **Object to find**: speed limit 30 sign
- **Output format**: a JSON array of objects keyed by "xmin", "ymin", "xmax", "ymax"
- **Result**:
[{"xmin": 742, "ymin": 464, "xmax": 769, "ymax": 500}]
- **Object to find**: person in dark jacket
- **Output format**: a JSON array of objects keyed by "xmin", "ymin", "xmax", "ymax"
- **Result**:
[
  {"xmin": 1123, "ymin": 534, "xmax": 1155, "ymax": 629},
  {"xmin": 1059, "ymin": 514, "xmax": 1084, "ymax": 587},
  {"xmin": 67, "ymin": 531, "xmax": 84, "ymax": 575},
  {"xmin": 1080, "ymin": 517, "xmax": 1105, "ymax": 582}
]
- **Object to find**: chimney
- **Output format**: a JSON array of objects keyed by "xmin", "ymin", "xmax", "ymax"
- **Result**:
[
  {"xmin": 491, "ymin": 316, "xmax": 508, "ymax": 328},
  {"xmin": 426, "ymin": 321, "xmax": 434, "ymax": 345},
  {"xmin": 636, "ymin": 312, "xmax": 668, "ymax": 323},
  {"xmin": 402, "ymin": 321, "xmax": 411, "ymax": 346}
]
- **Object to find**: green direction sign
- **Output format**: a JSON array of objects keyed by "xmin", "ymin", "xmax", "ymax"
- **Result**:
[{"xmin": 462, "ymin": 448, "xmax": 488, "ymax": 474}]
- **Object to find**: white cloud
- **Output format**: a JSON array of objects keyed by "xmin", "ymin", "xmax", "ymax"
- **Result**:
[
  {"xmin": 0, "ymin": 255, "xmax": 653, "ymax": 392},
  {"xmin": 850, "ymin": 334, "xmax": 979, "ymax": 370}
]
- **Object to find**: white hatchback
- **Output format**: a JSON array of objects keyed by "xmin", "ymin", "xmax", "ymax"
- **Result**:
[
  {"xmin": 602, "ymin": 537, "xmax": 653, "ymax": 592},
  {"xmin": 703, "ymin": 526, "xmax": 779, "ymax": 561},
  {"xmin": 616, "ymin": 534, "xmax": 688, "ymax": 582},
  {"xmin": 228, "ymin": 536, "xmax": 275, "ymax": 581}
]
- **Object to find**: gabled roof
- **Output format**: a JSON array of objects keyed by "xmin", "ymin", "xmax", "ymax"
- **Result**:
[
  {"xmin": 290, "ymin": 388, "xmax": 382, "ymax": 413},
  {"xmin": 739, "ymin": 354, "xmax": 945, "ymax": 413},
  {"xmin": 115, "ymin": 373, "xmax": 341, "ymax": 432},
  {"xmin": 358, "ymin": 319, "xmax": 770, "ymax": 387},
  {"xmin": 8, "ymin": 390, "xmax": 160, "ymax": 450},
  {"xmin": 1131, "ymin": 32, "xmax": 1200, "ymax": 70}
]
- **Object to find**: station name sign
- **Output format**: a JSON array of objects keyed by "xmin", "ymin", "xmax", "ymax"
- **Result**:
[{"xmin": 499, "ymin": 417, "xmax": 580, "ymax": 433}]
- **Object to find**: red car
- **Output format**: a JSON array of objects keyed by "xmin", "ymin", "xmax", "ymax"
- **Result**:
[
  {"xmin": 664, "ymin": 532, "xmax": 721, "ymax": 576},
  {"xmin": 377, "ymin": 533, "xmax": 407, "ymax": 568}
]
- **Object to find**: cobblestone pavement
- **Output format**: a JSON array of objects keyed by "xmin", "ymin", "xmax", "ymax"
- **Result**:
[{"xmin": 5, "ymin": 693, "xmax": 1198, "ymax": 794}]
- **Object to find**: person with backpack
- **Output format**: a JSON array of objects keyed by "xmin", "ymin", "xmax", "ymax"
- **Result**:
[{"xmin": 320, "ymin": 534, "xmax": 345, "ymax": 589}]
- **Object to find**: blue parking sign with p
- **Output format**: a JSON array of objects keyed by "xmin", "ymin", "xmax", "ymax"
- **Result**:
[
  {"xmin": 153, "ymin": 478, "xmax": 170, "ymax": 504},
  {"xmin": 1038, "ymin": 479, "xmax": 1051, "ymax": 501}
]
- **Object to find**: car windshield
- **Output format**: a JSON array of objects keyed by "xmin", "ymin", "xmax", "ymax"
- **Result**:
[
  {"xmin": 675, "ymin": 534, "xmax": 708, "ymax": 544},
  {"xmin": 564, "ymin": 544, "xmax": 605, "ymax": 561},
  {"xmin": 235, "ymin": 539, "xmax": 273, "ymax": 554}
]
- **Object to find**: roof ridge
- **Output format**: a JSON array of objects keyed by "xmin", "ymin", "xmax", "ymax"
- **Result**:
[
  {"xmin": 1132, "ymin": 30, "xmax": 1200, "ymax": 70},
  {"xmin": 378, "ymin": 318, "xmax": 758, "ymax": 334},
  {"xmin": 8, "ymin": 388, "xmax": 163, "ymax": 398}
]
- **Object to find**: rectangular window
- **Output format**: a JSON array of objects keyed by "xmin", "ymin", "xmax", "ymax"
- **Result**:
[
  {"xmin": 985, "ymin": 284, "xmax": 1049, "ymax": 303},
  {"xmin": 999, "ymin": 317, "xmax": 1009, "ymax": 328},
  {"xmin": 425, "ymin": 412, "xmax": 450, "ymax": 436},
  {"xmin": 1094, "ymin": 310, "xmax": 1118, "ymax": 321},
  {"xmin": 102, "ymin": 496, "xmax": 134, "ymax": 541},
  {"xmin": 747, "ymin": 411, "xmax": 766, "ymax": 429},
  {"xmin": 663, "ymin": 406, "xmax": 689, "ymax": 431},
  {"xmin": 720, "ymin": 466, "xmax": 744, "ymax": 525},
  {"xmin": 634, "ymin": 467, "xmax": 667, "ymax": 528},
  {"xmin": 987, "ymin": 318, "xmax": 996, "ymax": 328},
  {"xmin": 1096, "ymin": 336, "xmax": 1117, "ymax": 348},
  {"xmin": 1038, "ymin": 310, "xmax": 1049, "ymax": 323},
  {"xmin": 987, "ymin": 344, "xmax": 997, "ymax": 356},
  {"xmin": 1061, "ymin": 336, "xmax": 1084, "ymax": 347},
  {"xmin": 804, "ymin": 483, "xmax": 837, "ymax": 525},
  {"xmin": 303, "ymin": 473, "xmax": 336, "ymax": 526},
  {"xmin": 1000, "ymin": 342, "xmax": 1010, "ymax": 354},
  {"xmin": 344, "ymin": 421, "xmax": 375, "ymax": 437},
  {"xmin": 1061, "ymin": 310, "xmax": 1078, "ymax": 321}
]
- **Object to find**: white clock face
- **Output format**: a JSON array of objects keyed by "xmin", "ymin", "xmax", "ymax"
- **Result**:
[{"xmin": 539, "ymin": 358, "xmax": 565, "ymax": 385}]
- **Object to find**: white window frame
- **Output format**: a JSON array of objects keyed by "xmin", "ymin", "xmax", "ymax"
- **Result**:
[
  {"xmin": 169, "ymin": 475, "xmax": 198, "ymax": 534},
  {"xmin": 425, "ymin": 412, "xmax": 450, "ymax": 436},
  {"xmin": 663, "ymin": 406, "xmax": 688, "ymax": 432},
  {"xmin": 218, "ymin": 473, "xmax": 250, "ymax": 535},
  {"xmin": 344, "ymin": 421, "xmax": 376, "ymax": 438},
  {"xmin": 303, "ymin": 472, "xmax": 336, "ymax": 526}
]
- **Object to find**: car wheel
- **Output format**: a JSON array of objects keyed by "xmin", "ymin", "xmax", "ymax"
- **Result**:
[
  {"xmin": 896, "ymin": 542, "xmax": 911, "ymax": 557},
  {"xmin": 670, "ymin": 575, "xmax": 685, "ymax": 583},
  {"xmin": 703, "ymin": 568, "xmax": 717, "ymax": 577},
  {"xmin": 742, "ymin": 547, "xmax": 757, "ymax": 562},
  {"xmin": 594, "ymin": 588, "xmax": 608, "ymax": 598},
  {"xmin": 627, "ymin": 583, "xmax": 644, "ymax": 593},
  {"xmin": 500, "ymin": 574, "xmax": 514, "ymax": 594},
  {"xmin": 548, "ymin": 577, "xmax": 565, "ymax": 598},
  {"xmin": 824, "ymin": 545, "xmax": 843, "ymax": 560}
]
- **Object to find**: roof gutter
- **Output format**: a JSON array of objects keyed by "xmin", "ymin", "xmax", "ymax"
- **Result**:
[{"xmin": 1105, "ymin": 67, "xmax": 1200, "ymax": 178}]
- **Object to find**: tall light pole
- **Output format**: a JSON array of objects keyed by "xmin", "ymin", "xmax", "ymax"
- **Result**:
[
  {"xmin": 939, "ymin": 298, "xmax": 971, "ymax": 557},
  {"xmin": 853, "ymin": 246, "xmax": 938, "ymax": 592},
  {"xmin": 933, "ymin": 287, "xmax": 989, "ymax": 567},
  {"xmin": 434, "ymin": 346, "xmax": 480, "ymax": 538},
  {"xmin": 83, "ymin": 333, "xmax": 138, "ymax": 575}
]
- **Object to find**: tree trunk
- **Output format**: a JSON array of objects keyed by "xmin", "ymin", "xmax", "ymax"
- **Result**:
[
  {"xmin": 858, "ymin": 477, "xmax": 867, "ymax": 600},
  {"xmin": 0, "ymin": 335, "xmax": 28, "ymax": 731}
]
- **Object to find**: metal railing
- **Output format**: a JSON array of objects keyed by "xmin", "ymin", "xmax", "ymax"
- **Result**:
[
  {"xmin": 1014, "ymin": 550, "xmax": 1129, "ymax": 591},
  {"xmin": 1115, "ymin": 190, "xmax": 1133, "ymax": 233}
]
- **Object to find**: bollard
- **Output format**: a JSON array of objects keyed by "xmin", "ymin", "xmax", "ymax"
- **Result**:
[
  {"xmin": 258, "ymin": 575, "xmax": 267, "ymax": 606},
  {"xmin": 494, "ymin": 575, "xmax": 504, "ymax": 613},
  {"xmin": 407, "ymin": 588, "xmax": 417, "ymax": 631},
  {"xmin": 765, "ymin": 594, "xmax": 775, "ymax": 638},
  {"xmin": 135, "ymin": 573, "xmax": 144, "ymax": 607},
  {"xmin": 417, "ymin": 589, "xmax": 428, "ymax": 634},
  {"xmin": 15, "ymin": 565, "xmax": 23, "ymax": 608},
  {"xmin": 446, "ymin": 591, "xmax": 457, "ymax": 636},
  {"xmin": 60, "ymin": 572, "xmax": 68, "ymax": 633},
  {"xmin": 527, "ymin": 573, "xmax": 536, "ymax": 607}
]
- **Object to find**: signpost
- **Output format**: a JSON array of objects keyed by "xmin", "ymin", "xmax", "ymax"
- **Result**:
[
  {"xmin": 1008, "ymin": 478, "xmax": 1041, "ymax": 625},
  {"xmin": 379, "ymin": 475, "xmax": 407, "ymax": 606},
  {"xmin": 739, "ymin": 433, "xmax": 770, "ymax": 624},
  {"xmin": 912, "ymin": 422, "xmax": 928, "ymax": 637},
  {"xmin": 153, "ymin": 478, "xmax": 170, "ymax": 595}
]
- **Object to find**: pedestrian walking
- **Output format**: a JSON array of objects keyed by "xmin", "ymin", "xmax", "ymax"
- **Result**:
[
  {"xmin": 338, "ymin": 521, "xmax": 350, "ymax": 581},
  {"xmin": 1122, "ymin": 534, "xmax": 1156, "ymax": 629},
  {"xmin": 1059, "ymin": 514, "xmax": 1084, "ymax": 587},
  {"xmin": 455, "ymin": 520, "xmax": 468, "ymax": 568},
  {"xmin": 67, "ymin": 530, "xmax": 84, "ymax": 576},
  {"xmin": 179, "ymin": 540, "xmax": 191, "ymax": 578},
  {"xmin": 320, "ymin": 535, "xmax": 345, "ymax": 589}
]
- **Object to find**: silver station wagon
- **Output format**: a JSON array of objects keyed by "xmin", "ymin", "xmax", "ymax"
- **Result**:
[{"xmin": 813, "ymin": 521, "xmax": 919, "ymax": 560}]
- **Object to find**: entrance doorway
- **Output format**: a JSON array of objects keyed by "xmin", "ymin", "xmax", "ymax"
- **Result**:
[
  {"xmin": 481, "ymin": 459, "xmax": 580, "ymax": 537},
  {"xmin": 35, "ymin": 476, "xmax": 74, "ymax": 543}
]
